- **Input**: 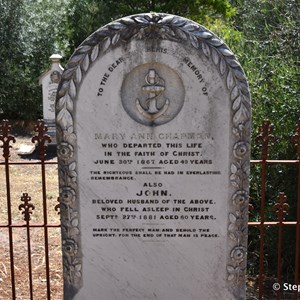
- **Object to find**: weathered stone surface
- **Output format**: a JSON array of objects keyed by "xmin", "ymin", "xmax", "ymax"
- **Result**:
[
  {"xmin": 40, "ymin": 54, "xmax": 63, "ymax": 121},
  {"xmin": 56, "ymin": 13, "xmax": 251, "ymax": 300},
  {"xmin": 17, "ymin": 144, "xmax": 36, "ymax": 155},
  {"xmin": 40, "ymin": 54, "xmax": 63, "ymax": 143}
]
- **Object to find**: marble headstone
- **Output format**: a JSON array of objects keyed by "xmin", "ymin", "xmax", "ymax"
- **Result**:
[
  {"xmin": 56, "ymin": 13, "xmax": 251, "ymax": 300},
  {"xmin": 39, "ymin": 54, "xmax": 63, "ymax": 143}
]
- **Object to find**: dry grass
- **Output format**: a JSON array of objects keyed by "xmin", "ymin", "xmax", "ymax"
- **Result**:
[{"xmin": 0, "ymin": 135, "xmax": 63, "ymax": 299}]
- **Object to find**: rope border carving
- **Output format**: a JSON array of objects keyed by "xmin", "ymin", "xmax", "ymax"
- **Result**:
[{"xmin": 56, "ymin": 13, "xmax": 251, "ymax": 294}]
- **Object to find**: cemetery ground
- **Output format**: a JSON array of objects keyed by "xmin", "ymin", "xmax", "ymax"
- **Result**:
[
  {"xmin": 0, "ymin": 128, "xmax": 294, "ymax": 299},
  {"xmin": 0, "ymin": 130, "xmax": 63, "ymax": 300}
]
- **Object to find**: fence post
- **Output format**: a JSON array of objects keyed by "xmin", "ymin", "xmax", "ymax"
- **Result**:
[
  {"xmin": 32, "ymin": 120, "xmax": 52, "ymax": 299},
  {"xmin": 0, "ymin": 120, "xmax": 16, "ymax": 299},
  {"xmin": 292, "ymin": 119, "xmax": 300, "ymax": 300},
  {"xmin": 255, "ymin": 120, "xmax": 274, "ymax": 300},
  {"xmin": 19, "ymin": 193, "xmax": 35, "ymax": 299},
  {"xmin": 273, "ymin": 193, "xmax": 289, "ymax": 300}
]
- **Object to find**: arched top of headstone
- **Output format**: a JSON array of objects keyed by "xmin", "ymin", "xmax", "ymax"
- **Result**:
[{"xmin": 57, "ymin": 13, "xmax": 250, "ymax": 134}]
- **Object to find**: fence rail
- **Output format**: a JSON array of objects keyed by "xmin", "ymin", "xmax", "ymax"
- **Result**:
[{"xmin": 0, "ymin": 118, "xmax": 299, "ymax": 300}]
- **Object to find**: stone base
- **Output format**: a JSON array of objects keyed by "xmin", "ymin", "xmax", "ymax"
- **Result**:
[{"xmin": 44, "ymin": 119, "xmax": 56, "ymax": 145}]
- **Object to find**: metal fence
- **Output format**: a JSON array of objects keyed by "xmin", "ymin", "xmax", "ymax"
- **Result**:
[
  {"xmin": 0, "ymin": 120, "xmax": 60, "ymax": 300},
  {"xmin": 0, "ymin": 118, "xmax": 299, "ymax": 300},
  {"xmin": 248, "ymin": 120, "xmax": 300, "ymax": 300}
]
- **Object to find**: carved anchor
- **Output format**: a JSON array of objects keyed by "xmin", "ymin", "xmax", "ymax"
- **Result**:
[{"xmin": 136, "ymin": 69, "xmax": 169, "ymax": 120}]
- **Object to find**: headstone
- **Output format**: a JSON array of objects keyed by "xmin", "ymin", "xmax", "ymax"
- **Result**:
[
  {"xmin": 56, "ymin": 13, "xmax": 251, "ymax": 300},
  {"xmin": 39, "ymin": 54, "xmax": 63, "ymax": 143},
  {"xmin": 17, "ymin": 144, "xmax": 36, "ymax": 155}
]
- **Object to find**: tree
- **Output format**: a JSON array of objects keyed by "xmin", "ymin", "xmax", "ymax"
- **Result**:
[
  {"xmin": 65, "ymin": 0, "xmax": 235, "ymax": 56},
  {"xmin": 0, "ymin": 0, "xmax": 236, "ymax": 120},
  {"xmin": 228, "ymin": 0, "xmax": 300, "ymax": 282},
  {"xmin": 229, "ymin": 0, "xmax": 299, "ymax": 142},
  {"xmin": 0, "ymin": 0, "xmax": 25, "ymax": 118},
  {"xmin": 0, "ymin": 0, "xmax": 70, "ymax": 120}
]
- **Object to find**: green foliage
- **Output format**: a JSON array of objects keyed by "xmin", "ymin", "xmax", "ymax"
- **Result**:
[
  {"xmin": 65, "ymin": 0, "xmax": 235, "ymax": 57},
  {"xmin": 22, "ymin": 0, "xmax": 70, "ymax": 72},
  {"xmin": 230, "ymin": 0, "xmax": 300, "ymax": 147},
  {"xmin": 0, "ymin": 0, "xmax": 70, "ymax": 120},
  {"xmin": 200, "ymin": 1, "xmax": 299, "ymax": 156},
  {"xmin": 229, "ymin": 0, "xmax": 300, "ymax": 159},
  {"xmin": 0, "ymin": 0, "xmax": 236, "ymax": 120},
  {"xmin": 204, "ymin": 18, "xmax": 243, "ymax": 50},
  {"xmin": 0, "ymin": 0, "xmax": 25, "ymax": 118},
  {"xmin": 228, "ymin": 0, "xmax": 300, "ymax": 281}
]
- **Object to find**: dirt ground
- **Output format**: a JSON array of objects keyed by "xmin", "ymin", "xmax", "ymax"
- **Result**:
[{"xmin": 0, "ymin": 132, "xmax": 63, "ymax": 300}]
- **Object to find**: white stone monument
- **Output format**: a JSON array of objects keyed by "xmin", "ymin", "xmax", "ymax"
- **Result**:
[
  {"xmin": 39, "ymin": 54, "xmax": 63, "ymax": 143},
  {"xmin": 56, "ymin": 13, "xmax": 251, "ymax": 300}
]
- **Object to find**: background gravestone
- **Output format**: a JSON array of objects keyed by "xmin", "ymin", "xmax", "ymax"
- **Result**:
[
  {"xmin": 39, "ymin": 54, "xmax": 63, "ymax": 143},
  {"xmin": 56, "ymin": 13, "xmax": 251, "ymax": 300}
]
